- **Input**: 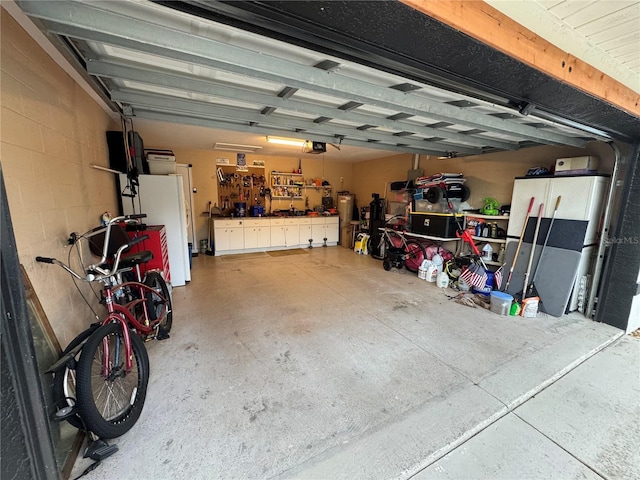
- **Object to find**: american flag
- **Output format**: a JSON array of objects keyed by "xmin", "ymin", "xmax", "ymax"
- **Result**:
[
  {"xmin": 459, "ymin": 263, "xmax": 487, "ymax": 288},
  {"xmin": 494, "ymin": 265, "xmax": 504, "ymax": 290}
]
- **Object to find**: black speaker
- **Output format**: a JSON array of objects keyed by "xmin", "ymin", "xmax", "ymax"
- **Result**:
[
  {"xmin": 106, "ymin": 131, "xmax": 149, "ymax": 174},
  {"xmin": 106, "ymin": 131, "xmax": 127, "ymax": 173},
  {"xmin": 128, "ymin": 131, "xmax": 149, "ymax": 175}
]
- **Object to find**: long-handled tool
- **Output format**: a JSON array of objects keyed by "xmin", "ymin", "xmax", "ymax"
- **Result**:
[
  {"xmin": 521, "ymin": 203, "xmax": 544, "ymax": 300},
  {"xmin": 206, "ymin": 201, "xmax": 214, "ymax": 256},
  {"xmin": 504, "ymin": 197, "xmax": 534, "ymax": 291},
  {"xmin": 526, "ymin": 195, "xmax": 561, "ymax": 298}
]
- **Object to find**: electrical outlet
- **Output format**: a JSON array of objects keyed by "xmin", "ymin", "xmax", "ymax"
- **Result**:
[{"xmin": 340, "ymin": 177, "xmax": 344, "ymax": 183}]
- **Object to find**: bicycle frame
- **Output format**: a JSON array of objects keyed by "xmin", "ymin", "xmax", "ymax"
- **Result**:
[{"xmin": 37, "ymin": 214, "xmax": 169, "ymax": 374}]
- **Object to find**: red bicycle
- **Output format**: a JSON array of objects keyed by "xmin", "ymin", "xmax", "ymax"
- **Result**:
[{"xmin": 37, "ymin": 214, "xmax": 172, "ymax": 438}]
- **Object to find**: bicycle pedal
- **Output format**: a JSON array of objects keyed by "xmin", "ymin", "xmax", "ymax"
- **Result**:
[
  {"xmin": 84, "ymin": 440, "xmax": 118, "ymax": 461},
  {"xmin": 156, "ymin": 331, "xmax": 170, "ymax": 341},
  {"xmin": 54, "ymin": 405, "xmax": 78, "ymax": 421}
]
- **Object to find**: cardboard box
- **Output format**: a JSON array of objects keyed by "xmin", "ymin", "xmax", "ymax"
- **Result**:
[{"xmin": 410, "ymin": 212, "xmax": 459, "ymax": 238}]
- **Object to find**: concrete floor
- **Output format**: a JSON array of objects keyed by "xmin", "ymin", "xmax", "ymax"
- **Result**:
[{"xmin": 70, "ymin": 246, "xmax": 637, "ymax": 479}]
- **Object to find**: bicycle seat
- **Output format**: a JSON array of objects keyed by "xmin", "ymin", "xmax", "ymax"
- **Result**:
[{"xmin": 120, "ymin": 250, "xmax": 154, "ymax": 269}]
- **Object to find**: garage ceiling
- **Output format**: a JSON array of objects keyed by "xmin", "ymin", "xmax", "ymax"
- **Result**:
[{"xmin": 15, "ymin": 0, "xmax": 635, "ymax": 162}]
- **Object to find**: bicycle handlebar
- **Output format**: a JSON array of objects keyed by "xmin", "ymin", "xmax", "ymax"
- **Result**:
[
  {"xmin": 36, "ymin": 213, "xmax": 150, "ymax": 282},
  {"xmin": 35, "ymin": 256, "xmax": 55, "ymax": 264}
]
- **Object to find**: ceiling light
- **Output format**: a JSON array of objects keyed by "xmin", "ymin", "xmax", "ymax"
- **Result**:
[
  {"xmin": 266, "ymin": 136, "xmax": 306, "ymax": 147},
  {"xmin": 213, "ymin": 142, "xmax": 262, "ymax": 153}
]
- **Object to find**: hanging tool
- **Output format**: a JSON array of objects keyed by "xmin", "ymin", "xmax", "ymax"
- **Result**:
[
  {"xmin": 504, "ymin": 197, "xmax": 534, "ymax": 291},
  {"xmin": 527, "ymin": 196, "xmax": 561, "ymax": 298},
  {"xmin": 520, "ymin": 203, "xmax": 544, "ymax": 301},
  {"xmin": 206, "ymin": 201, "xmax": 214, "ymax": 256}
]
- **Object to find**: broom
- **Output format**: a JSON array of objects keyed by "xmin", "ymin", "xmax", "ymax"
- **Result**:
[
  {"xmin": 526, "ymin": 195, "xmax": 561, "ymax": 299},
  {"xmin": 518, "ymin": 203, "xmax": 544, "ymax": 301},
  {"xmin": 504, "ymin": 197, "xmax": 535, "ymax": 292}
]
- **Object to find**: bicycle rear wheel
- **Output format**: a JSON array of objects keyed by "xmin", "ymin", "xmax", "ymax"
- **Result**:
[
  {"xmin": 404, "ymin": 240, "xmax": 427, "ymax": 273},
  {"xmin": 144, "ymin": 271, "xmax": 172, "ymax": 337},
  {"xmin": 76, "ymin": 322, "xmax": 149, "ymax": 439}
]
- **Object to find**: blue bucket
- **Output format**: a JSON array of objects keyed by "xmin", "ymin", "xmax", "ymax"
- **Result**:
[
  {"xmin": 472, "ymin": 271, "xmax": 494, "ymax": 296},
  {"xmin": 234, "ymin": 202, "xmax": 246, "ymax": 217}
]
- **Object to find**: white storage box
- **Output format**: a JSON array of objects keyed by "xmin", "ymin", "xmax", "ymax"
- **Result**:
[
  {"xmin": 147, "ymin": 155, "xmax": 176, "ymax": 175},
  {"xmin": 555, "ymin": 155, "xmax": 599, "ymax": 173}
]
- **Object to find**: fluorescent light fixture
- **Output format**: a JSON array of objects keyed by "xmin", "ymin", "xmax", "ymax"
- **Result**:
[
  {"xmin": 266, "ymin": 136, "xmax": 306, "ymax": 147},
  {"xmin": 213, "ymin": 142, "xmax": 262, "ymax": 153}
]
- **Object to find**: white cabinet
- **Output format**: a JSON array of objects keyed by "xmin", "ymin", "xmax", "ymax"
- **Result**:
[
  {"xmin": 508, "ymin": 175, "xmax": 609, "ymax": 312},
  {"xmin": 284, "ymin": 218, "xmax": 300, "ymax": 247},
  {"xmin": 214, "ymin": 219, "xmax": 244, "ymax": 253},
  {"xmin": 243, "ymin": 219, "xmax": 271, "ymax": 249},
  {"xmin": 270, "ymin": 218, "xmax": 286, "ymax": 247},
  {"xmin": 311, "ymin": 217, "xmax": 339, "ymax": 246},
  {"xmin": 326, "ymin": 217, "xmax": 339, "ymax": 244},
  {"xmin": 213, "ymin": 215, "xmax": 339, "ymax": 255},
  {"xmin": 508, "ymin": 175, "xmax": 608, "ymax": 245},
  {"xmin": 298, "ymin": 218, "xmax": 312, "ymax": 247},
  {"xmin": 311, "ymin": 218, "xmax": 326, "ymax": 245}
]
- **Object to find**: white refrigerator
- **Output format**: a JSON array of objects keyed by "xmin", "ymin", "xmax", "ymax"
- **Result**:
[{"xmin": 119, "ymin": 173, "xmax": 191, "ymax": 286}]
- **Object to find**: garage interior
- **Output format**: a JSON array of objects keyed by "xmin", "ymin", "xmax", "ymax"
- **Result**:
[{"xmin": 1, "ymin": 1, "xmax": 639, "ymax": 479}]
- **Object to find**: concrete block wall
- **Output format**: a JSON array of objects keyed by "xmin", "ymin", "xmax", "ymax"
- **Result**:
[{"xmin": 1, "ymin": 10, "xmax": 119, "ymax": 347}]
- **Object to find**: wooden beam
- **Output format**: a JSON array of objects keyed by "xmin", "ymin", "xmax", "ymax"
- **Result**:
[{"xmin": 401, "ymin": 0, "xmax": 640, "ymax": 117}]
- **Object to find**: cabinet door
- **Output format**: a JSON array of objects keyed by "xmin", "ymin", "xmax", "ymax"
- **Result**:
[
  {"xmin": 284, "ymin": 224, "xmax": 300, "ymax": 246},
  {"xmin": 311, "ymin": 220, "xmax": 324, "ymax": 245},
  {"xmin": 299, "ymin": 224, "xmax": 312, "ymax": 246},
  {"xmin": 326, "ymin": 218, "xmax": 339, "ymax": 243},
  {"xmin": 547, "ymin": 176, "xmax": 607, "ymax": 245},
  {"xmin": 244, "ymin": 227, "xmax": 258, "ymax": 249},
  {"xmin": 507, "ymin": 178, "xmax": 549, "ymax": 237},
  {"xmin": 271, "ymin": 225, "xmax": 286, "ymax": 247},
  {"xmin": 214, "ymin": 228, "xmax": 229, "ymax": 251},
  {"xmin": 257, "ymin": 226, "xmax": 271, "ymax": 248},
  {"xmin": 229, "ymin": 227, "xmax": 244, "ymax": 250}
]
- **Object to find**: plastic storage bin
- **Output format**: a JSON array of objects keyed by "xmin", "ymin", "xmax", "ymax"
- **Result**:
[{"xmin": 490, "ymin": 291, "xmax": 513, "ymax": 315}]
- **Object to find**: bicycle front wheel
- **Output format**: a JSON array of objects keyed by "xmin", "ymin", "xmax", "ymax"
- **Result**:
[
  {"xmin": 76, "ymin": 322, "xmax": 149, "ymax": 439},
  {"xmin": 52, "ymin": 323, "xmax": 100, "ymax": 430},
  {"xmin": 144, "ymin": 271, "xmax": 172, "ymax": 337},
  {"xmin": 404, "ymin": 240, "xmax": 427, "ymax": 273}
]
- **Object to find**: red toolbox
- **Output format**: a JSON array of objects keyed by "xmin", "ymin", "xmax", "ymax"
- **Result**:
[{"xmin": 127, "ymin": 225, "xmax": 171, "ymax": 283}]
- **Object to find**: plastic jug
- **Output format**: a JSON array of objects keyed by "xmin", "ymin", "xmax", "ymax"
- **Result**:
[
  {"xmin": 418, "ymin": 259, "xmax": 432, "ymax": 280},
  {"xmin": 426, "ymin": 264, "xmax": 438, "ymax": 282},
  {"xmin": 482, "ymin": 243, "xmax": 493, "ymax": 261},
  {"xmin": 436, "ymin": 271, "xmax": 449, "ymax": 288},
  {"xmin": 431, "ymin": 253, "xmax": 444, "ymax": 274}
]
